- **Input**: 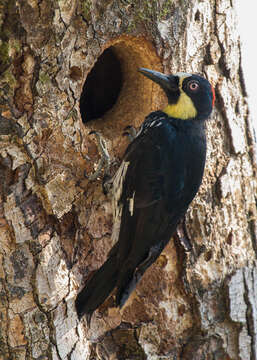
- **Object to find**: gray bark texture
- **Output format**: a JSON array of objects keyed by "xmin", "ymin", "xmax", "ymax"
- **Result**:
[{"xmin": 0, "ymin": 0, "xmax": 257, "ymax": 359}]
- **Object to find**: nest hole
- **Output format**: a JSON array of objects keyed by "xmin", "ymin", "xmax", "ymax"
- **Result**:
[
  {"xmin": 80, "ymin": 48, "xmax": 123, "ymax": 122},
  {"xmin": 79, "ymin": 37, "xmax": 166, "ymax": 155}
]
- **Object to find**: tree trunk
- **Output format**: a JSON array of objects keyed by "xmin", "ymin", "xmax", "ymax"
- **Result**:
[{"xmin": 0, "ymin": 0, "xmax": 256, "ymax": 359}]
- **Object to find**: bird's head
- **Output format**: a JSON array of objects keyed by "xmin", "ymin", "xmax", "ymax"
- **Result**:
[{"xmin": 138, "ymin": 68, "xmax": 215, "ymax": 121}]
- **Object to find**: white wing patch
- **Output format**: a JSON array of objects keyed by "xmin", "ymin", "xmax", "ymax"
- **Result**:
[
  {"xmin": 128, "ymin": 191, "xmax": 136, "ymax": 216},
  {"xmin": 112, "ymin": 160, "xmax": 130, "ymax": 210},
  {"xmin": 110, "ymin": 160, "xmax": 130, "ymax": 245}
]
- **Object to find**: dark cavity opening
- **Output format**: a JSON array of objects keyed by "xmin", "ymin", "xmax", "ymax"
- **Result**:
[{"xmin": 80, "ymin": 47, "xmax": 123, "ymax": 123}]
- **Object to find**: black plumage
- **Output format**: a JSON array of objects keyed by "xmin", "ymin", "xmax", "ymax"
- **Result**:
[{"xmin": 76, "ymin": 69, "xmax": 215, "ymax": 320}]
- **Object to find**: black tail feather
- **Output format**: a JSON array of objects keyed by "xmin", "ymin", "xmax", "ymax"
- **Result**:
[
  {"xmin": 115, "ymin": 238, "xmax": 171, "ymax": 308},
  {"xmin": 75, "ymin": 255, "xmax": 118, "ymax": 320}
]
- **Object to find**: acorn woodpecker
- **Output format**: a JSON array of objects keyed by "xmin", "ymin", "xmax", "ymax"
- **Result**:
[{"xmin": 76, "ymin": 68, "xmax": 215, "ymax": 320}]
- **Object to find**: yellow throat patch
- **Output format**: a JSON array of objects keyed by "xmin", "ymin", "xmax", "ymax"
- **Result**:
[{"xmin": 163, "ymin": 75, "xmax": 197, "ymax": 120}]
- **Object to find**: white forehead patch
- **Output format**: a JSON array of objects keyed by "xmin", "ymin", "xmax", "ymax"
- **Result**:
[
  {"xmin": 174, "ymin": 72, "xmax": 192, "ymax": 78},
  {"xmin": 174, "ymin": 72, "xmax": 193, "ymax": 89}
]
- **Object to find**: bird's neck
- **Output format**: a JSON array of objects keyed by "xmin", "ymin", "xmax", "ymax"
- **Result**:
[
  {"xmin": 164, "ymin": 113, "xmax": 206, "ymax": 131},
  {"xmin": 163, "ymin": 92, "xmax": 197, "ymax": 120}
]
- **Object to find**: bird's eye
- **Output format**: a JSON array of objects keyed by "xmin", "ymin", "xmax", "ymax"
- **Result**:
[{"xmin": 188, "ymin": 81, "xmax": 199, "ymax": 91}]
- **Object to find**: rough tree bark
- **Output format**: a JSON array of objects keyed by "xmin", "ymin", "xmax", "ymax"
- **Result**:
[{"xmin": 0, "ymin": 0, "xmax": 256, "ymax": 359}]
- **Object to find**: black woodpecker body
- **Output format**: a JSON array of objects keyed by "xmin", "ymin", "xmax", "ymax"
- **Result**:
[{"xmin": 76, "ymin": 68, "xmax": 215, "ymax": 320}]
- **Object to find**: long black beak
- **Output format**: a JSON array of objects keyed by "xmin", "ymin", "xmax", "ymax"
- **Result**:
[{"xmin": 138, "ymin": 68, "xmax": 178, "ymax": 92}]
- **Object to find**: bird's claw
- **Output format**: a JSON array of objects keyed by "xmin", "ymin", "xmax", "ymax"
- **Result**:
[
  {"xmin": 176, "ymin": 218, "xmax": 192, "ymax": 252},
  {"xmin": 87, "ymin": 131, "xmax": 111, "ymax": 181},
  {"xmin": 123, "ymin": 125, "xmax": 137, "ymax": 142}
]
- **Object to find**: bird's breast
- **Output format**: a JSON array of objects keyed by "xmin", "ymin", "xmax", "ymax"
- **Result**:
[{"xmin": 163, "ymin": 121, "xmax": 207, "ymax": 210}]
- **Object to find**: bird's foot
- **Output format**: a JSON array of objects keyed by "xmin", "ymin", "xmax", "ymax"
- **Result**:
[
  {"xmin": 123, "ymin": 125, "xmax": 137, "ymax": 142},
  {"xmin": 136, "ymin": 244, "xmax": 161, "ymax": 276},
  {"xmin": 176, "ymin": 217, "xmax": 192, "ymax": 252},
  {"xmin": 85, "ymin": 131, "xmax": 111, "ymax": 181},
  {"xmin": 85, "ymin": 127, "xmax": 137, "ymax": 192}
]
